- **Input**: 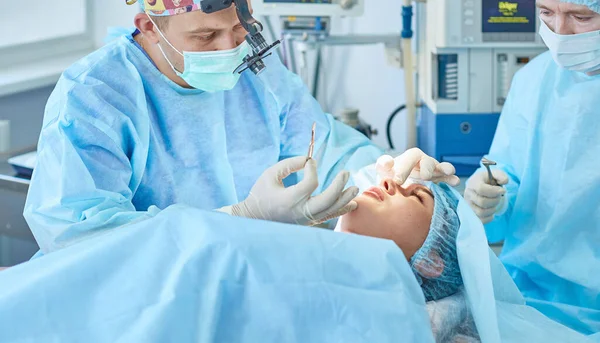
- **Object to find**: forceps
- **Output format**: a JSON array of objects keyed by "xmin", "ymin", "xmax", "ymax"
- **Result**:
[
  {"xmin": 307, "ymin": 122, "xmax": 316, "ymax": 159},
  {"xmin": 481, "ymin": 158, "xmax": 498, "ymax": 186}
]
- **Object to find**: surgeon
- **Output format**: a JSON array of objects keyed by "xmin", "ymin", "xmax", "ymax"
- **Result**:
[
  {"xmin": 24, "ymin": 0, "xmax": 459, "ymax": 254},
  {"xmin": 464, "ymin": 0, "xmax": 600, "ymax": 335}
]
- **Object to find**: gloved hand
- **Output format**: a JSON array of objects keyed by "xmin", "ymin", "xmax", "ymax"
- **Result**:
[
  {"xmin": 464, "ymin": 169, "xmax": 509, "ymax": 224},
  {"xmin": 376, "ymin": 148, "xmax": 460, "ymax": 186},
  {"xmin": 218, "ymin": 156, "xmax": 359, "ymax": 226}
]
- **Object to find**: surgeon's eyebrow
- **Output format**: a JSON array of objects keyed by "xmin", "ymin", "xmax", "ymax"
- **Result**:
[
  {"xmin": 187, "ymin": 26, "xmax": 219, "ymax": 33},
  {"xmin": 564, "ymin": 7, "xmax": 597, "ymax": 15},
  {"xmin": 567, "ymin": 8, "xmax": 597, "ymax": 15},
  {"xmin": 187, "ymin": 22, "xmax": 245, "ymax": 34}
]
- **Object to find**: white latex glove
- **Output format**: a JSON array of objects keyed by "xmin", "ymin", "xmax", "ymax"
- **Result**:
[
  {"xmin": 376, "ymin": 148, "xmax": 460, "ymax": 186},
  {"xmin": 218, "ymin": 156, "xmax": 359, "ymax": 226},
  {"xmin": 464, "ymin": 169, "xmax": 509, "ymax": 224}
]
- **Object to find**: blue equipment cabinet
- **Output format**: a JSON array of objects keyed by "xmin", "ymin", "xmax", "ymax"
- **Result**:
[{"xmin": 418, "ymin": 105, "xmax": 500, "ymax": 176}]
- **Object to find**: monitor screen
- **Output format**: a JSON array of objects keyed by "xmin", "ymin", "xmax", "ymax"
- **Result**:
[{"xmin": 482, "ymin": 0, "xmax": 536, "ymax": 33}]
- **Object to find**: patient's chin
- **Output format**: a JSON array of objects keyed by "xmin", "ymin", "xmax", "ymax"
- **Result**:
[
  {"xmin": 339, "ymin": 197, "xmax": 378, "ymax": 234},
  {"xmin": 339, "ymin": 217, "xmax": 356, "ymax": 234},
  {"xmin": 339, "ymin": 210, "xmax": 362, "ymax": 234}
]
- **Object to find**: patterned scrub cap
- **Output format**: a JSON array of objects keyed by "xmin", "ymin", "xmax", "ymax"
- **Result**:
[{"xmin": 126, "ymin": 0, "xmax": 232, "ymax": 17}]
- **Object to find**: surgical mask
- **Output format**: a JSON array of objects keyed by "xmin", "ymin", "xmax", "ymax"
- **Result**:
[
  {"xmin": 539, "ymin": 20, "xmax": 600, "ymax": 73},
  {"xmin": 147, "ymin": 15, "xmax": 249, "ymax": 92}
]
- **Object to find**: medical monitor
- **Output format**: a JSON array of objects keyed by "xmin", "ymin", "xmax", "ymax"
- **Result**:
[
  {"xmin": 432, "ymin": 0, "xmax": 544, "ymax": 47},
  {"xmin": 481, "ymin": 0, "xmax": 537, "ymax": 40}
]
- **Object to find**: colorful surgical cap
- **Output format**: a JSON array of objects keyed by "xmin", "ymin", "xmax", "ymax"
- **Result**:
[
  {"xmin": 561, "ymin": 0, "xmax": 600, "ymax": 13},
  {"xmin": 410, "ymin": 182, "xmax": 462, "ymax": 302},
  {"xmin": 127, "ymin": 0, "xmax": 232, "ymax": 17}
]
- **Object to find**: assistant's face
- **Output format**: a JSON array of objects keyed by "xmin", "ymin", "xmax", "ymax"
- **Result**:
[{"xmin": 537, "ymin": 0, "xmax": 600, "ymax": 34}]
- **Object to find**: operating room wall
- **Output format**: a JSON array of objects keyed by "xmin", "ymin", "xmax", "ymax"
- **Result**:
[
  {"xmin": 93, "ymin": 2, "xmax": 139, "ymax": 47},
  {"xmin": 0, "ymin": 2, "xmax": 140, "ymax": 152}
]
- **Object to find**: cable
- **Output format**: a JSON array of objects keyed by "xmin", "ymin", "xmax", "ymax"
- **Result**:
[
  {"xmin": 312, "ymin": 46, "xmax": 322, "ymax": 99},
  {"xmin": 301, "ymin": 49, "xmax": 308, "ymax": 85},
  {"xmin": 386, "ymin": 104, "xmax": 406, "ymax": 150},
  {"xmin": 281, "ymin": 35, "xmax": 288, "ymax": 68}
]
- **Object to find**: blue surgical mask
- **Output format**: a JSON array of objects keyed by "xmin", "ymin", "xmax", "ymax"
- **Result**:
[
  {"xmin": 539, "ymin": 20, "xmax": 600, "ymax": 74},
  {"xmin": 148, "ymin": 15, "xmax": 249, "ymax": 92}
]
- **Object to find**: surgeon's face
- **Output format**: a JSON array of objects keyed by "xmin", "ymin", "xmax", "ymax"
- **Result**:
[
  {"xmin": 537, "ymin": 0, "xmax": 600, "ymax": 34},
  {"xmin": 339, "ymin": 179, "xmax": 435, "ymax": 260},
  {"xmin": 135, "ymin": 3, "xmax": 249, "ymax": 86}
]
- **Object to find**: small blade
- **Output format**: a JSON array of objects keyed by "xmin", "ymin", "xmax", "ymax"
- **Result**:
[{"xmin": 308, "ymin": 122, "xmax": 316, "ymax": 159}]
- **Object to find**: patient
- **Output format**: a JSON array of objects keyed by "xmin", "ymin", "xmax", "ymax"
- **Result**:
[
  {"xmin": 338, "ymin": 179, "xmax": 479, "ymax": 342},
  {"xmin": 338, "ymin": 179, "xmax": 462, "ymax": 302}
]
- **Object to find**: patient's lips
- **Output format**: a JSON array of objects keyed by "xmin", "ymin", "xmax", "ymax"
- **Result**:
[{"xmin": 363, "ymin": 186, "xmax": 385, "ymax": 202}]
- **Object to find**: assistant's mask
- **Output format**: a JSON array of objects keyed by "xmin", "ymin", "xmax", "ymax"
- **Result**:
[
  {"xmin": 147, "ymin": 14, "xmax": 249, "ymax": 92},
  {"xmin": 539, "ymin": 20, "xmax": 600, "ymax": 73}
]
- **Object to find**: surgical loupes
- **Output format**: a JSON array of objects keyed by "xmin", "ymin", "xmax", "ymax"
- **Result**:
[{"xmin": 198, "ymin": 0, "xmax": 281, "ymax": 75}]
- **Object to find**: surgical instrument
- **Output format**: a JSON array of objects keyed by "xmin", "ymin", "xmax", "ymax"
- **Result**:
[
  {"xmin": 308, "ymin": 122, "xmax": 316, "ymax": 159},
  {"xmin": 481, "ymin": 158, "xmax": 498, "ymax": 186}
]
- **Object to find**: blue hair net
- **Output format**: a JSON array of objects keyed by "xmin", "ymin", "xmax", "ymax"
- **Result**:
[
  {"xmin": 561, "ymin": 0, "xmax": 600, "ymax": 13},
  {"xmin": 410, "ymin": 183, "xmax": 462, "ymax": 302}
]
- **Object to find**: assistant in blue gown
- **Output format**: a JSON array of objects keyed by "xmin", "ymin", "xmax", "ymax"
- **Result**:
[{"xmin": 475, "ymin": 51, "xmax": 600, "ymax": 335}]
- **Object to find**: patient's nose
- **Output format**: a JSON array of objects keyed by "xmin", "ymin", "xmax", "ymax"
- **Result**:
[{"xmin": 382, "ymin": 179, "xmax": 396, "ymax": 196}]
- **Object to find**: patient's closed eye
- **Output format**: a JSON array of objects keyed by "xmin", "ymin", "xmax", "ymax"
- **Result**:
[{"xmin": 413, "ymin": 190, "xmax": 423, "ymax": 204}]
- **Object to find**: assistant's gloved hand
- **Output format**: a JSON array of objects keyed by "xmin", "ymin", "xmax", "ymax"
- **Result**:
[
  {"xmin": 376, "ymin": 148, "xmax": 460, "ymax": 186},
  {"xmin": 464, "ymin": 169, "xmax": 509, "ymax": 224},
  {"xmin": 218, "ymin": 156, "xmax": 359, "ymax": 226}
]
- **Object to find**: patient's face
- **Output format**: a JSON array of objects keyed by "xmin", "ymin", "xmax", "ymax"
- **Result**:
[{"xmin": 340, "ymin": 179, "xmax": 435, "ymax": 259}]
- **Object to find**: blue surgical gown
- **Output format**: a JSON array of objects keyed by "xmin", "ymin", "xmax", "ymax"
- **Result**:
[
  {"xmin": 2, "ymin": 208, "xmax": 436, "ymax": 343},
  {"xmin": 2, "ymin": 179, "xmax": 593, "ymax": 342},
  {"xmin": 474, "ymin": 51, "xmax": 600, "ymax": 335},
  {"xmin": 24, "ymin": 31, "xmax": 383, "ymax": 254}
]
